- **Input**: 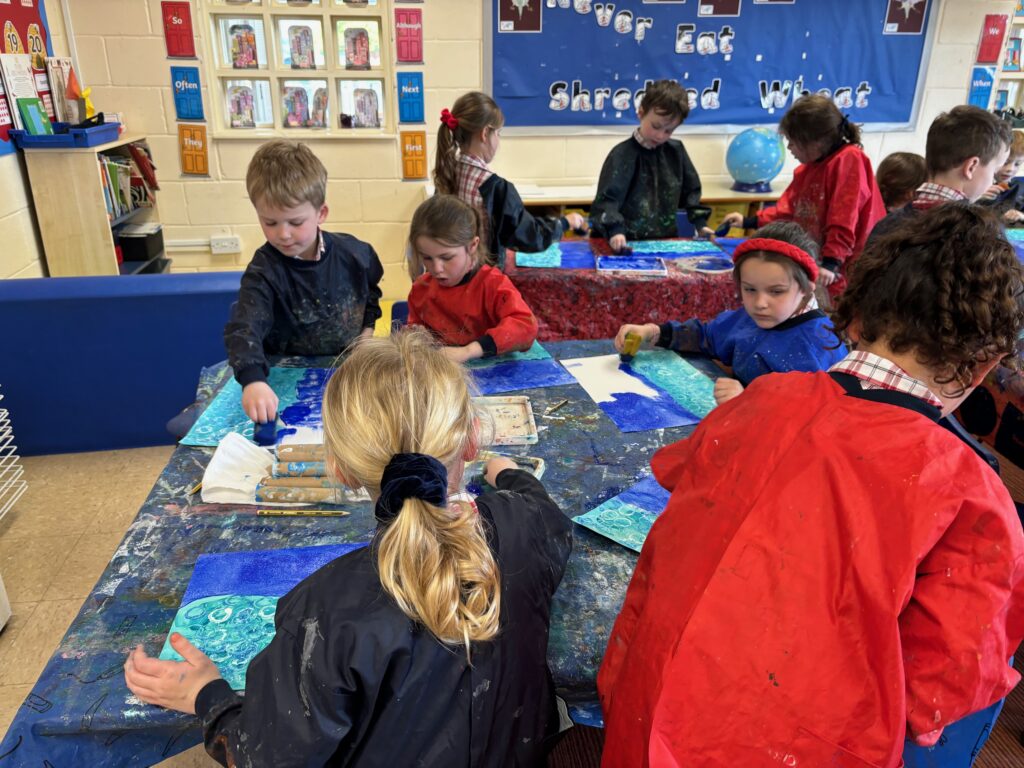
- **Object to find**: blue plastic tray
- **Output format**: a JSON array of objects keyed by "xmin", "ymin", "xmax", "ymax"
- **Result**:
[{"xmin": 9, "ymin": 122, "xmax": 122, "ymax": 149}]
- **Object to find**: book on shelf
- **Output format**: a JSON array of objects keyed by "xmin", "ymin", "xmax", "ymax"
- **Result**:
[
  {"xmin": 0, "ymin": 54, "xmax": 39, "ymax": 131},
  {"xmin": 1006, "ymin": 37, "xmax": 1023, "ymax": 73},
  {"xmin": 16, "ymin": 97, "xmax": 53, "ymax": 135},
  {"xmin": 44, "ymin": 57, "xmax": 74, "ymax": 123}
]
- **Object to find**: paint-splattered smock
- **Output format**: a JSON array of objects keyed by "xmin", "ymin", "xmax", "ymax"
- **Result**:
[
  {"xmin": 750, "ymin": 143, "xmax": 886, "ymax": 298},
  {"xmin": 195, "ymin": 469, "xmax": 573, "ymax": 768},
  {"xmin": 657, "ymin": 308, "xmax": 846, "ymax": 385},
  {"xmin": 223, "ymin": 231, "xmax": 383, "ymax": 387},
  {"xmin": 589, "ymin": 135, "xmax": 707, "ymax": 242},
  {"xmin": 598, "ymin": 371, "xmax": 1024, "ymax": 768},
  {"xmin": 408, "ymin": 264, "xmax": 538, "ymax": 357}
]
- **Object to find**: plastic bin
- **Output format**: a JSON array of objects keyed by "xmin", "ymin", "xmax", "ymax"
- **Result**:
[{"xmin": 8, "ymin": 122, "xmax": 122, "ymax": 149}]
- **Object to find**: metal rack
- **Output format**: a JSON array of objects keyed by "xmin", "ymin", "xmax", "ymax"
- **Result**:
[{"xmin": 0, "ymin": 390, "xmax": 27, "ymax": 524}]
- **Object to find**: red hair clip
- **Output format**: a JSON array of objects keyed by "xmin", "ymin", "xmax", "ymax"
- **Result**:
[{"xmin": 440, "ymin": 108, "xmax": 459, "ymax": 131}]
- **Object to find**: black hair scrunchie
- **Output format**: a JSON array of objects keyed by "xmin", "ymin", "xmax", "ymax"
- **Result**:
[{"xmin": 374, "ymin": 453, "xmax": 449, "ymax": 525}]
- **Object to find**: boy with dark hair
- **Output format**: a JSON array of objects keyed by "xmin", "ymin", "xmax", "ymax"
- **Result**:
[
  {"xmin": 871, "ymin": 106, "xmax": 1011, "ymax": 241},
  {"xmin": 589, "ymin": 80, "xmax": 710, "ymax": 252},
  {"xmin": 876, "ymin": 151, "xmax": 927, "ymax": 211},
  {"xmin": 600, "ymin": 204, "xmax": 1024, "ymax": 767},
  {"xmin": 224, "ymin": 140, "xmax": 383, "ymax": 423}
]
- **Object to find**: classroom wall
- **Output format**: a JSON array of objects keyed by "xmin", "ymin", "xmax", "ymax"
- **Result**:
[
  {"xmin": 3, "ymin": 0, "xmax": 1013, "ymax": 290},
  {"xmin": 0, "ymin": 7, "xmax": 69, "ymax": 279}
]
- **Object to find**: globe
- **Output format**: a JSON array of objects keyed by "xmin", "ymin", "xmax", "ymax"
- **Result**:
[{"xmin": 726, "ymin": 127, "xmax": 786, "ymax": 193}]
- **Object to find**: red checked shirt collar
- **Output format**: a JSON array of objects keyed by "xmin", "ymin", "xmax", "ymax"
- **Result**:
[
  {"xmin": 829, "ymin": 351, "xmax": 944, "ymax": 409},
  {"xmin": 912, "ymin": 183, "xmax": 966, "ymax": 210}
]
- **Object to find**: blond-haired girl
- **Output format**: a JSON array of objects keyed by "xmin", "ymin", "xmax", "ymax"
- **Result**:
[
  {"xmin": 125, "ymin": 329, "xmax": 573, "ymax": 767},
  {"xmin": 407, "ymin": 194, "xmax": 538, "ymax": 363},
  {"xmin": 435, "ymin": 90, "xmax": 585, "ymax": 267}
]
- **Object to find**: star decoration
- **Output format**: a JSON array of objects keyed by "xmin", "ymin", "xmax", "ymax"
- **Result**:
[
  {"xmin": 898, "ymin": 0, "xmax": 923, "ymax": 21},
  {"xmin": 511, "ymin": 0, "xmax": 532, "ymax": 20}
]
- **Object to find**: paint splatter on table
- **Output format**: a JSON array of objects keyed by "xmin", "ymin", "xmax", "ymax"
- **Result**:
[
  {"xmin": 0, "ymin": 341, "xmax": 719, "ymax": 764},
  {"xmin": 507, "ymin": 239, "xmax": 740, "ymax": 341}
]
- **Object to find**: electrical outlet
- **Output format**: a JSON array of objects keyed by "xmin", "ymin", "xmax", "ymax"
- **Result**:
[{"xmin": 210, "ymin": 235, "xmax": 242, "ymax": 254}]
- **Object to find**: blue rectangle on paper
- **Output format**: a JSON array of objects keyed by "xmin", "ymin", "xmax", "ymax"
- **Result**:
[
  {"xmin": 397, "ymin": 72, "xmax": 425, "ymax": 122},
  {"xmin": 472, "ymin": 358, "xmax": 576, "ymax": 395},
  {"xmin": 171, "ymin": 66, "xmax": 204, "ymax": 121}
]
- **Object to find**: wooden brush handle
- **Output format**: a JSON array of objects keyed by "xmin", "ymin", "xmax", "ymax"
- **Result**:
[
  {"xmin": 271, "ymin": 461, "xmax": 327, "ymax": 478},
  {"xmin": 254, "ymin": 485, "xmax": 347, "ymax": 504},
  {"xmin": 258, "ymin": 476, "xmax": 339, "ymax": 489},
  {"xmin": 275, "ymin": 444, "xmax": 325, "ymax": 462}
]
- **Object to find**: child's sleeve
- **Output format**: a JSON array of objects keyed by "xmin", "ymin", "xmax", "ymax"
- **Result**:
[
  {"xmin": 656, "ymin": 312, "xmax": 736, "ymax": 360},
  {"xmin": 479, "ymin": 272, "xmax": 538, "ymax": 356},
  {"xmin": 223, "ymin": 265, "xmax": 275, "ymax": 386},
  {"xmin": 819, "ymin": 152, "xmax": 883, "ymax": 272},
  {"xmin": 489, "ymin": 177, "xmax": 567, "ymax": 254},
  {"xmin": 900, "ymin": 488, "xmax": 1024, "ymax": 746},
  {"xmin": 590, "ymin": 151, "xmax": 632, "ymax": 239},
  {"xmin": 196, "ymin": 619, "xmax": 360, "ymax": 766},
  {"xmin": 361, "ymin": 244, "xmax": 385, "ymax": 330}
]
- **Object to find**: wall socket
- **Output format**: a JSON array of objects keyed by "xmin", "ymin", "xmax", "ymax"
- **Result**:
[{"xmin": 210, "ymin": 235, "xmax": 242, "ymax": 254}]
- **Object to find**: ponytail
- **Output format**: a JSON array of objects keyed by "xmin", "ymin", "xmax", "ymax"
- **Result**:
[
  {"xmin": 838, "ymin": 113, "xmax": 862, "ymax": 147},
  {"xmin": 322, "ymin": 329, "xmax": 501, "ymax": 659},
  {"xmin": 779, "ymin": 93, "xmax": 862, "ymax": 149},
  {"xmin": 432, "ymin": 91, "xmax": 505, "ymax": 196}
]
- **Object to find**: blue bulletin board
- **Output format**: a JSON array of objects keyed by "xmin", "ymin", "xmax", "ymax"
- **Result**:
[{"xmin": 487, "ymin": 0, "xmax": 937, "ymax": 129}]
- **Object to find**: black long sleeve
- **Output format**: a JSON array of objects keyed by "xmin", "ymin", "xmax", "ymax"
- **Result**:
[{"xmin": 480, "ymin": 174, "xmax": 566, "ymax": 266}]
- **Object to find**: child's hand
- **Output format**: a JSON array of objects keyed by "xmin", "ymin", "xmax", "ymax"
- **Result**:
[
  {"xmin": 713, "ymin": 377, "xmax": 744, "ymax": 406},
  {"xmin": 242, "ymin": 381, "xmax": 279, "ymax": 423},
  {"xmin": 817, "ymin": 268, "xmax": 837, "ymax": 287},
  {"xmin": 565, "ymin": 212, "xmax": 587, "ymax": 232},
  {"xmin": 442, "ymin": 342, "xmax": 484, "ymax": 364},
  {"xmin": 979, "ymin": 184, "xmax": 1003, "ymax": 202},
  {"xmin": 609, "ymin": 234, "xmax": 628, "ymax": 253},
  {"xmin": 484, "ymin": 457, "xmax": 519, "ymax": 487},
  {"xmin": 123, "ymin": 633, "xmax": 222, "ymax": 715},
  {"xmin": 697, "ymin": 226, "xmax": 716, "ymax": 239},
  {"xmin": 719, "ymin": 212, "xmax": 745, "ymax": 229},
  {"xmin": 1005, "ymin": 209, "xmax": 1024, "ymax": 224},
  {"xmin": 614, "ymin": 323, "xmax": 659, "ymax": 352}
]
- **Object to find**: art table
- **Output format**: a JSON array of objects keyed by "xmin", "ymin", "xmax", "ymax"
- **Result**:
[
  {"xmin": 506, "ymin": 239, "xmax": 740, "ymax": 341},
  {"xmin": 0, "ymin": 342, "xmax": 717, "ymax": 765}
]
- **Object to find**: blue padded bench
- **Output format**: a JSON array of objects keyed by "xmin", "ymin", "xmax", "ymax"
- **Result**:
[{"xmin": 0, "ymin": 272, "xmax": 242, "ymax": 455}]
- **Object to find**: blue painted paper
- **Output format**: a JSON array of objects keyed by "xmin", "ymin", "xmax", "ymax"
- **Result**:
[
  {"xmin": 572, "ymin": 475, "xmax": 670, "ymax": 553},
  {"xmin": 597, "ymin": 256, "xmax": 667, "ymax": 276},
  {"xmin": 159, "ymin": 542, "xmax": 367, "ymax": 690},
  {"xmin": 714, "ymin": 237, "xmax": 748, "ymax": 257},
  {"xmin": 472, "ymin": 358, "xmax": 576, "ymax": 395},
  {"xmin": 631, "ymin": 350, "xmax": 718, "ymax": 420},
  {"xmin": 464, "ymin": 340, "xmax": 551, "ymax": 368},
  {"xmin": 628, "ymin": 239, "xmax": 724, "ymax": 256},
  {"xmin": 182, "ymin": 367, "xmax": 331, "ymax": 447},
  {"xmin": 514, "ymin": 241, "xmax": 596, "ymax": 269}
]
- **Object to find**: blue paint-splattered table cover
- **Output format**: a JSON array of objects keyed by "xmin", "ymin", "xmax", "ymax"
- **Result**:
[{"xmin": 0, "ymin": 341, "xmax": 720, "ymax": 765}]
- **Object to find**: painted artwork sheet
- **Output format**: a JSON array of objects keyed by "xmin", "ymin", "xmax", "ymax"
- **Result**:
[
  {"xmin": 572, "ymin": 475, "xmax": 671, "ymax": 552},
  {"xmin": 596, "ymin": 256, "xmax": 668, "ymax": 277},
  {"xmin": 560, "ymin": 350, "xmax": 716, "ymax": 432},
  {"xmin": 514, "ymin": 241, "xmax": 596, "ymax": 269},
  {"xmin": 466, "ymin": 341, "xmax": 576, "ymax": 394},
  {"xmin": 159, "ymin": 542, "xmax": 367, "ymax": 689},
  {"xmin": 1005, "ymin": 228, "xmax": 1024, "ymax": 262},
  {"xmin": 626, "ymin": 239, "xmax": 725, "ymax": 257},
  {"xmin": 182, "ymin": 368, "xmax": 329, "ymax": 447}
]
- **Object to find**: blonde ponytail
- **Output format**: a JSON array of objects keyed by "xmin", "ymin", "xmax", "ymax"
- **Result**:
[{"xmin": 322, "ymin": 329, "xmax": 501, "ymax": 655}]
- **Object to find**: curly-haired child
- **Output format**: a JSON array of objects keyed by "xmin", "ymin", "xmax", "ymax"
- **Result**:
[{"xmin": 600, "ymin": 204, "xmax": 1024, "ymax": 767}]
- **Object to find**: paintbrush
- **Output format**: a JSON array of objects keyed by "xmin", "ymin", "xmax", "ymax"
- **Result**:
[{"xmin": 256, "ymin": 508, "xmax": 350, "ymax": 517}]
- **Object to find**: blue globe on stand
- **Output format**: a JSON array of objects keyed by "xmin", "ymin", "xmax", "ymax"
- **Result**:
[{"xmin": 726, "ymin": 127, "xmax": 786, "ymax": 193}]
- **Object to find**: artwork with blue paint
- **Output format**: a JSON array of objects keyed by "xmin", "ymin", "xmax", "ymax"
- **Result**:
[
  {"xmin": 514, "ymin": 241, "xmax": 596, "ymax": 269},
  {"xmin": 471, "ymin": 358, "xmax": 577, "ymax": 395},
  {"xmin": 464, "ymin": 340, "xmax": 552, "ymax": 368},
  {"xmin": 182, "ymin": 368, "xmax": 331, "ymax": 447},
  {"xmin": 560, "ymin": 350, "xmax": 716, "ymax": 432},
  {"xmin": 572, "ymin": 475, "xmax": 671, "ymax": 552},
  {"xmin": 1004, "ymin": 228, "xmax": 1024, "ymax": 241},
  {"xmin": 628, "ymin": 239, "xmax": 724, "ymax": 256},
  {"xmin": 713, "ymin": 237, "xmax": 747, "ymax": 257},
  {"xmin": 159, "ymin": 542, "xmax": 367, "ymax": 690},
  {"xmin": 596, "ymin": 256, "xmax": 668, "ymax": 277}
]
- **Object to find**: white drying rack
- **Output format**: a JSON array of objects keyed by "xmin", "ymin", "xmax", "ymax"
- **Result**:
[{"xmin": 0, "ymin": 390, "xmax": 27, "ymax": 524}]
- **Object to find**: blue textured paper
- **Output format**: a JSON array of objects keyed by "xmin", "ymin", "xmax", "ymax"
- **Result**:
[
  {"xmin": 572, "ymin": 475, "xmax": 671, "ymax": 552},
  {"xmin": 472, "ymin": 358, "xmax": 577, "ymax": 395},
  {"xmin": 514, "ymin": 241, "xmax": 596, "ymax": 269},
  {"xmin": 159, "ymin": 542, "xmax": 367, "ymax": 690},
  {"xmin": 631, "ymin": 350, "xmax": 718, "ymax": 420},
  {"xmin": 714, "ymin": 237, "xmax": 748, "ymax": 257},
  {"xmin": 464, "ymin": 340, "xmax": 551, "ymax": 368},
  {"xmin": 628, "ymin": 239, "xmax": 724, "ymax": 256},
  {"xmin": 597, "ymin": 256, "xmax": 667, "ymax": 276},
  {"xmin": 181, "ymin": 367, "xmax": 331, "ymax": 447}
]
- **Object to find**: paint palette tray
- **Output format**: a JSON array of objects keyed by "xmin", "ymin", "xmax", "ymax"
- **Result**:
[
  {"xmin": 464, "ymin": 450, "xmax": 546, "ymax": 495},
  {"xmin": 596, "ymin": 255, "xmax": 668, "ymax": 277},
  {"xmin": 473, "ymin": 396, "xmax": 539, "ymax": 445}
]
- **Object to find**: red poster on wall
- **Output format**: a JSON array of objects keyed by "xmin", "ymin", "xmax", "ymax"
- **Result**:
[
  {"xmin": 162, "ymin": 1, "xmax": 196, "ymax": 59},
  {"xmin": 395, "ymin": 8, "xmax": 423, "ymax": 63},
  {"xmin": 0, "ymin": 0, "xmax": 50, "ymax": 153},
  {"xmin": 977, "ymin": 14, "xmax": 1009, "ymax": 65}
]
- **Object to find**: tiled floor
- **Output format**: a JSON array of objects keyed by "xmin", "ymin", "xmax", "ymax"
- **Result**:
[{"xmin": 1, "ymin": 445, "xmax": 1023, "ymax": 768}]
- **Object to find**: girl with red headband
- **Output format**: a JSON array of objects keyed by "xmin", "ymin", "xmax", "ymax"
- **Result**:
[
  {"xmin": 434, "ymin": 91, "xmax": 585, "ymax": 269},
  {"xmin": 614, "ymin": 221, "xmax": 846, "ymax": 406}
]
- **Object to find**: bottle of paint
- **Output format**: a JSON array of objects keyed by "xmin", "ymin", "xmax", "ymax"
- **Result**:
[{"xmin": 620, "ymin": 331, "xmax": 642, "ymax": 364}]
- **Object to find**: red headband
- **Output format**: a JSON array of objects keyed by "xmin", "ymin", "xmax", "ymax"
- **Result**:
[
  {"xmin": 731, "ymin": 238, "xmax": 819, "ymax": 282},
  {"xmin": 440, "ymin": 108, "xmax": 459, "ymax": 131}
]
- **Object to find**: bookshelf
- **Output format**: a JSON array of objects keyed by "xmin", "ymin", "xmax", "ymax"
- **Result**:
[
  {"xmin": 993, "ymin": 15, "xmax": 1024, "ymax": 110},
  {"xmin": 22, "ymin": 135, "xmax": 165, "ymax": 277}
]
